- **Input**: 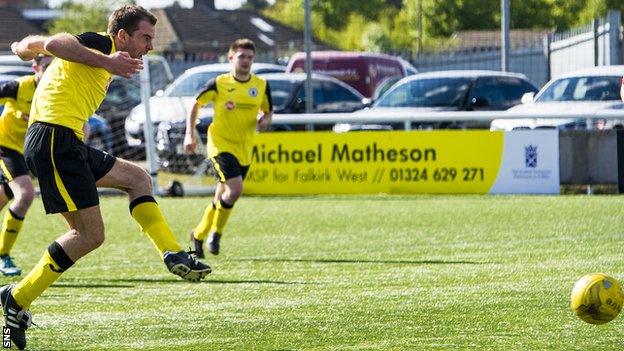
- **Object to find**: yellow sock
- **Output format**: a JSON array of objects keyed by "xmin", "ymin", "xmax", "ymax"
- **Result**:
[
  {"xmin": 210, "ymin": 199, "xmax": 234, "ymax": 235},
  {"xmin": 12, "ymin": 241, "xmax": 74, "ymax": 309},
  {"xmin": 194, "ymin": 202, "xmax": 216, "ymax": 241},
  {"xmin": 0, "ymin": 209, "xmax": 23, "ymax": 255},
  {"xmin": 130, "ymin": 196, "xmax": 182, "ymax": 255}
]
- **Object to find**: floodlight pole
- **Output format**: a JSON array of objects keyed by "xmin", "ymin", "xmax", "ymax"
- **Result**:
[
  {"xmin": 304, "ymin": 0, "xmax": 313, "ymax": 115},
  {"xmin": 501, "ymin": 0, "xmax": 510, "ymax": 72}
]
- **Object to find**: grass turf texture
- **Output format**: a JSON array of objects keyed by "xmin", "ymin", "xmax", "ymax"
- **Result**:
[{"xmin": 1, "ymin": 195, "xmax": 622, "ymax": 350}]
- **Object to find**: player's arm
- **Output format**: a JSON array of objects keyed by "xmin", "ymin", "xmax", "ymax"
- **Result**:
[
  {"xmin": 12, "ymin": 33, "xmax": 142, "ymax": 79},
  {"xmin": 184, "ymin": 103, "xmax": 201, "ymax": 154},
  {"xmin": 10, "ymin": 35, "xmax": 51, "ymax": 61},
  {"xmin": 185, "ymin": 79, "xmax": 217, "ymax": 154},
  {"xmin": 257, "ymin": 81, "xmax": 273, "ymax": 132}
]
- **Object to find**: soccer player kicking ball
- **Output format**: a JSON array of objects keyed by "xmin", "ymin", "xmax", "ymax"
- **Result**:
[
  {"xmin": 185, "ymin": 39, "xmax": 273, "ymax": 257},
  {"xmin": 1, "ymin": 5, "xmax": 211, "ymax": 350},
  {"xmin": 0, "ymin": 54, "xmax": 52, "ymax": 276}
]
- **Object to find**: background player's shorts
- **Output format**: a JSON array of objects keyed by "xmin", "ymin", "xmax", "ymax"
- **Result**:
[
  {"xmin": 24, "ymin": 122, "xmax": 116, "ymax": 214},
  {"xmin": 208, "ymin": 152, "xmax": 250, "ymax": 182},
  {"xmin": 0, "ymin": 146, "xmax": 29, "ymax": 181}
]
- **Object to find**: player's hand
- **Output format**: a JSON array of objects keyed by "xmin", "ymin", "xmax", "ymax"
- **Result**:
[
  {"xmin": 106, "ymin": 52, "xmax": 143, "ymax": 79},
  {"xmin": 19, "ymin": 112, "xmax": 29, "ymax": 122},
  {"xmin": 184, "ymin": 133, "xmax": 196, "ymax": 154},
  {"xmin": 11, "ymin": 41, "xmax": 36, "ymax": 61},
  {"xmin": 257, "ymin": 115, "xmax": 271, "ymax": 131}
]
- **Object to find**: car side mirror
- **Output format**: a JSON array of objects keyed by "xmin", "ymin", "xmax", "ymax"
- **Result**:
[
  {"xmin": 155, "ymin": 89, "xmax": 164, "ymax": 97},
  {"xmin": 362, "ymin": 98, "xmax": 372, "ymax": 108},
  {"xmin": 521, "ymin": 92, "xmax": 535, "ymax": 104},
  {"xmin": 471, "ymin": 97, "xmax": 490, "ymax": 108}
]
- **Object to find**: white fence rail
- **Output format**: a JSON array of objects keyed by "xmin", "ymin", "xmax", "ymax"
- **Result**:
[{"xmin": 269, "ymin": 107, "xmax": 624, "ymax": 128}]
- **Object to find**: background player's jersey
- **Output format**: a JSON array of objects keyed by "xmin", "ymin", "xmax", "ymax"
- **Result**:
[
  {"xmin": 30, "ymin": 32, "xmax": 116, "ymax": 140},
  {"xmin": 0, "ymin": 75, "xmax": 36, "ymax": 153},
  {"xmin": 196, "ymin": 73, "xmax": 272, "ymax": 166}
]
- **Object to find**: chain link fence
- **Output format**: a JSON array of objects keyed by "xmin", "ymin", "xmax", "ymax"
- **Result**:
[{"xmin": 78, "ymin": 11, "xmax": 624, "ymax": 194}]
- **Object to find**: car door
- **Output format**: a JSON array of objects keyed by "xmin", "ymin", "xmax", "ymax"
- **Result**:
[
  {"xmin": 497, "ymin": 77, "xmax": 538, "ymax": 109},
  {"xmin": 315, "ymin": 80, "xmax": 365, "ymax": 112},
  {"xmin": 467, "ymin": 77, "xmax": 506, "ymax": 110}
]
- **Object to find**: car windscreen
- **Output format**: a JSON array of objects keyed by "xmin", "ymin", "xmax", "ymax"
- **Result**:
[
  {"xmin": 164, "ymin": 71, "xmax": 226, "ymax": 97},
  {"xmin": 266, "ymin": 79, "xmax": 299, "ymax": 110},
  {"xmin": 536, "ymin": 76, "xmax": 622, "ymax": 102},
  {"xmin": 374, "ymin": 77, "xmax": 471, "ymax": 108}
]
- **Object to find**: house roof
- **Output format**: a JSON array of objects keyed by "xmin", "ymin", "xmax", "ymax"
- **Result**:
[
  {"xmin": 152, "ymin": 6, "xmax": 331, "ymax": 55},
  {"xmin": 0, "ymin": 7, "xmax": 42, "ymax": 51}
]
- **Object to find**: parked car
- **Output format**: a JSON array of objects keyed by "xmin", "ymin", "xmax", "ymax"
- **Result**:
[
  {"xmin": 125, "ymin": 62, "xmax": 286, "ymax": 150},
  {"xmin": 490, "ymin": 66, "xmax": 624, "ymax": 131},
  {"xmin": 346, "ymin": 70, "xmax": 538, "ymax": 130},
  {"xmin": 85, "ymin": 114, "xmax": 114, "ymax": 154},
  {"xmin": 137, "ymin": 54, "xmax": 174, "ymax": 95},
  {"xmin": 155, "ymin": 72, "xmax": 369, "ymax": 173},
  {"xmin": 286, "ymin": 51, "xmax": 415, "ymax": 99}
]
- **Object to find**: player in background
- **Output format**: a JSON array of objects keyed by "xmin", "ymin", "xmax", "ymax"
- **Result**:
[
  {"xmin": 184, "ymin": 38, "xmax": 273, "ymax": 257},
  {"xmin": 0, "ymin": 55, "xmax": 52, "ymax": 276},
  {"xmin": 1, "ymin": 5, "xmax": 211, "ymax": 350}
]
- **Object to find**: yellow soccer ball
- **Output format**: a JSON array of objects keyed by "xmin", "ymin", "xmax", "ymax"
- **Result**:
[{"xmin": 570, "ymin": 273, "xmax": 624, "ymax": 325}]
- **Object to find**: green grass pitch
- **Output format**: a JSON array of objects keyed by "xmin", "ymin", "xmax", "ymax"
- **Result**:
[{"xmin": 2, "ymin": 194, "xmax": 623, "ymax": 350}]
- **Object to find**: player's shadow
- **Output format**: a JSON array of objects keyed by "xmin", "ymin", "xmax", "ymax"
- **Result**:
[
  {"xmin": 50, "ymin": 282, "xmax": 134, "ymax": 288},
  {"xmin": 232, "ymin": 258, "xmax": 483, "ymax": 265},
  {"xmin": 96, "ymin": 278, "xmax": 315, "ymax": 285}
]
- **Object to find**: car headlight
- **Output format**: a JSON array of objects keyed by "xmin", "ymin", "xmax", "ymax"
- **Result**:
[{"xmin": 125, "ymin": 117, "xmax": 142, "ymax": 134}]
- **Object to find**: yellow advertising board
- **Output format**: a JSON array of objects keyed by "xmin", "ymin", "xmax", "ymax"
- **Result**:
[{"xmin": 244, "ymin": 130, "xmax": 506, "ymax": 194}]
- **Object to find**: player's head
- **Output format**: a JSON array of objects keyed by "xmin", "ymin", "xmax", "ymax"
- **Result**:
[
  {"xmin": 108, "ymin": 5, "xmax": 156, "ymax": 59},
  {"xmin": 32, "ymin": 54, "xmax": 53, "ymax": 83},
  {"xmin": 228, "ymin": 38, "xmax": 256, "ymax": 77}
]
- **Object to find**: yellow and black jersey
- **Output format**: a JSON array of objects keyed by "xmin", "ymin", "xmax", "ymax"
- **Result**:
[
  {"xmin": 196, "ymin": 73, "xmax": 273, "ymax": 166},
  {"xmin": 0, "ymin": 75, "xmax": 36, "ymax": 153},
  {"xmin": 30, "ymin": 32, "xmax": 116, "ymax": 140}
]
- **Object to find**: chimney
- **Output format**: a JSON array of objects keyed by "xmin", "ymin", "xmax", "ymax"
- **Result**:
[{"xmin": 194, "ymin": 0, "xmax": 216, "ymax": 10}]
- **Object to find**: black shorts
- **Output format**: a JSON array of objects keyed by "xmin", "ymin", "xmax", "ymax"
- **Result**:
[
  {"xmin": 24, "ymin": 122, "xmax": 117, "ymax": 214},
  {"xmin": 208, "ymin": 152, "xmax": 249, "ymax": 182},
  {"xmin": 0, "ymin": 146, "xmax": 28, "ymax": 181}
]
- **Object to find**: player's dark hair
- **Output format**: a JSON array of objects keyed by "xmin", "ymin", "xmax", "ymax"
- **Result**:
[
  {"xmin": 34, "ymin": 54, "xmax": 52, "ymax": 65},
  {"xmin": 108, "ymin": 5, "xmax": 157, "ymax": 36},
  {"xmin": 229, "ymin": 38, "xmax": 256, "ymax": 54}
]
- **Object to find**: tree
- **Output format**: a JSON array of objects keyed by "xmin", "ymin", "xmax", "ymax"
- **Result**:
[{"xmin": 47, "ymin": 1, "xmax": 109, "ymax": 34}]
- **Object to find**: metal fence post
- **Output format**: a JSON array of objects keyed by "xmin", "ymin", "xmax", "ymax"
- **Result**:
[
  {"xmin": 140, "ymin": 57, "xmax": 158, "ymax": 194},
  {"xmin": 607, "ymin": 10, "xmax": 621, "ymax": 65},
  {"xmin": 543, "ymin": 33, "xmax": 551, "ymax": 82},
  {"xmin": 592, "ymin": 18, "xmax": 599, "ymax": 66}
]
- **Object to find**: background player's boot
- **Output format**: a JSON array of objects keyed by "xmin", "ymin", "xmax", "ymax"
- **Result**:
[
  {"xmin": 208, "ymin": 233, "xmax": 221, "ymax": 256},
  {"xmin": 0, "ymin": 255, "xmax": 21, "ymax": 276},
  {"xmin": 0, "ymin": 284, "xmax": 31, "ymax": 350},
  {"xmin": 188, "ymin": 231, "xmax": 205, "ymax": 259},
  {"xmin": 163, "ymin": 251, "xmax": 211, "ymax": 282}
]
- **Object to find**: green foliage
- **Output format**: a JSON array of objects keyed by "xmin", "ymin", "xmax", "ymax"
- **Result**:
[
  {"xmin": 6, "ymin": 195, "xmax": 624, "ymax": 349},
  {"xmin": 265, "ymin": 0, "xmax": 624, "ymax": 53},
  {"xmin": 577, "ymin": 0, "xmax": 624, "ymax": 28},
  {"xmin": 47, "ymin": 1, "xmax": 109, "ymax": 35}
]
